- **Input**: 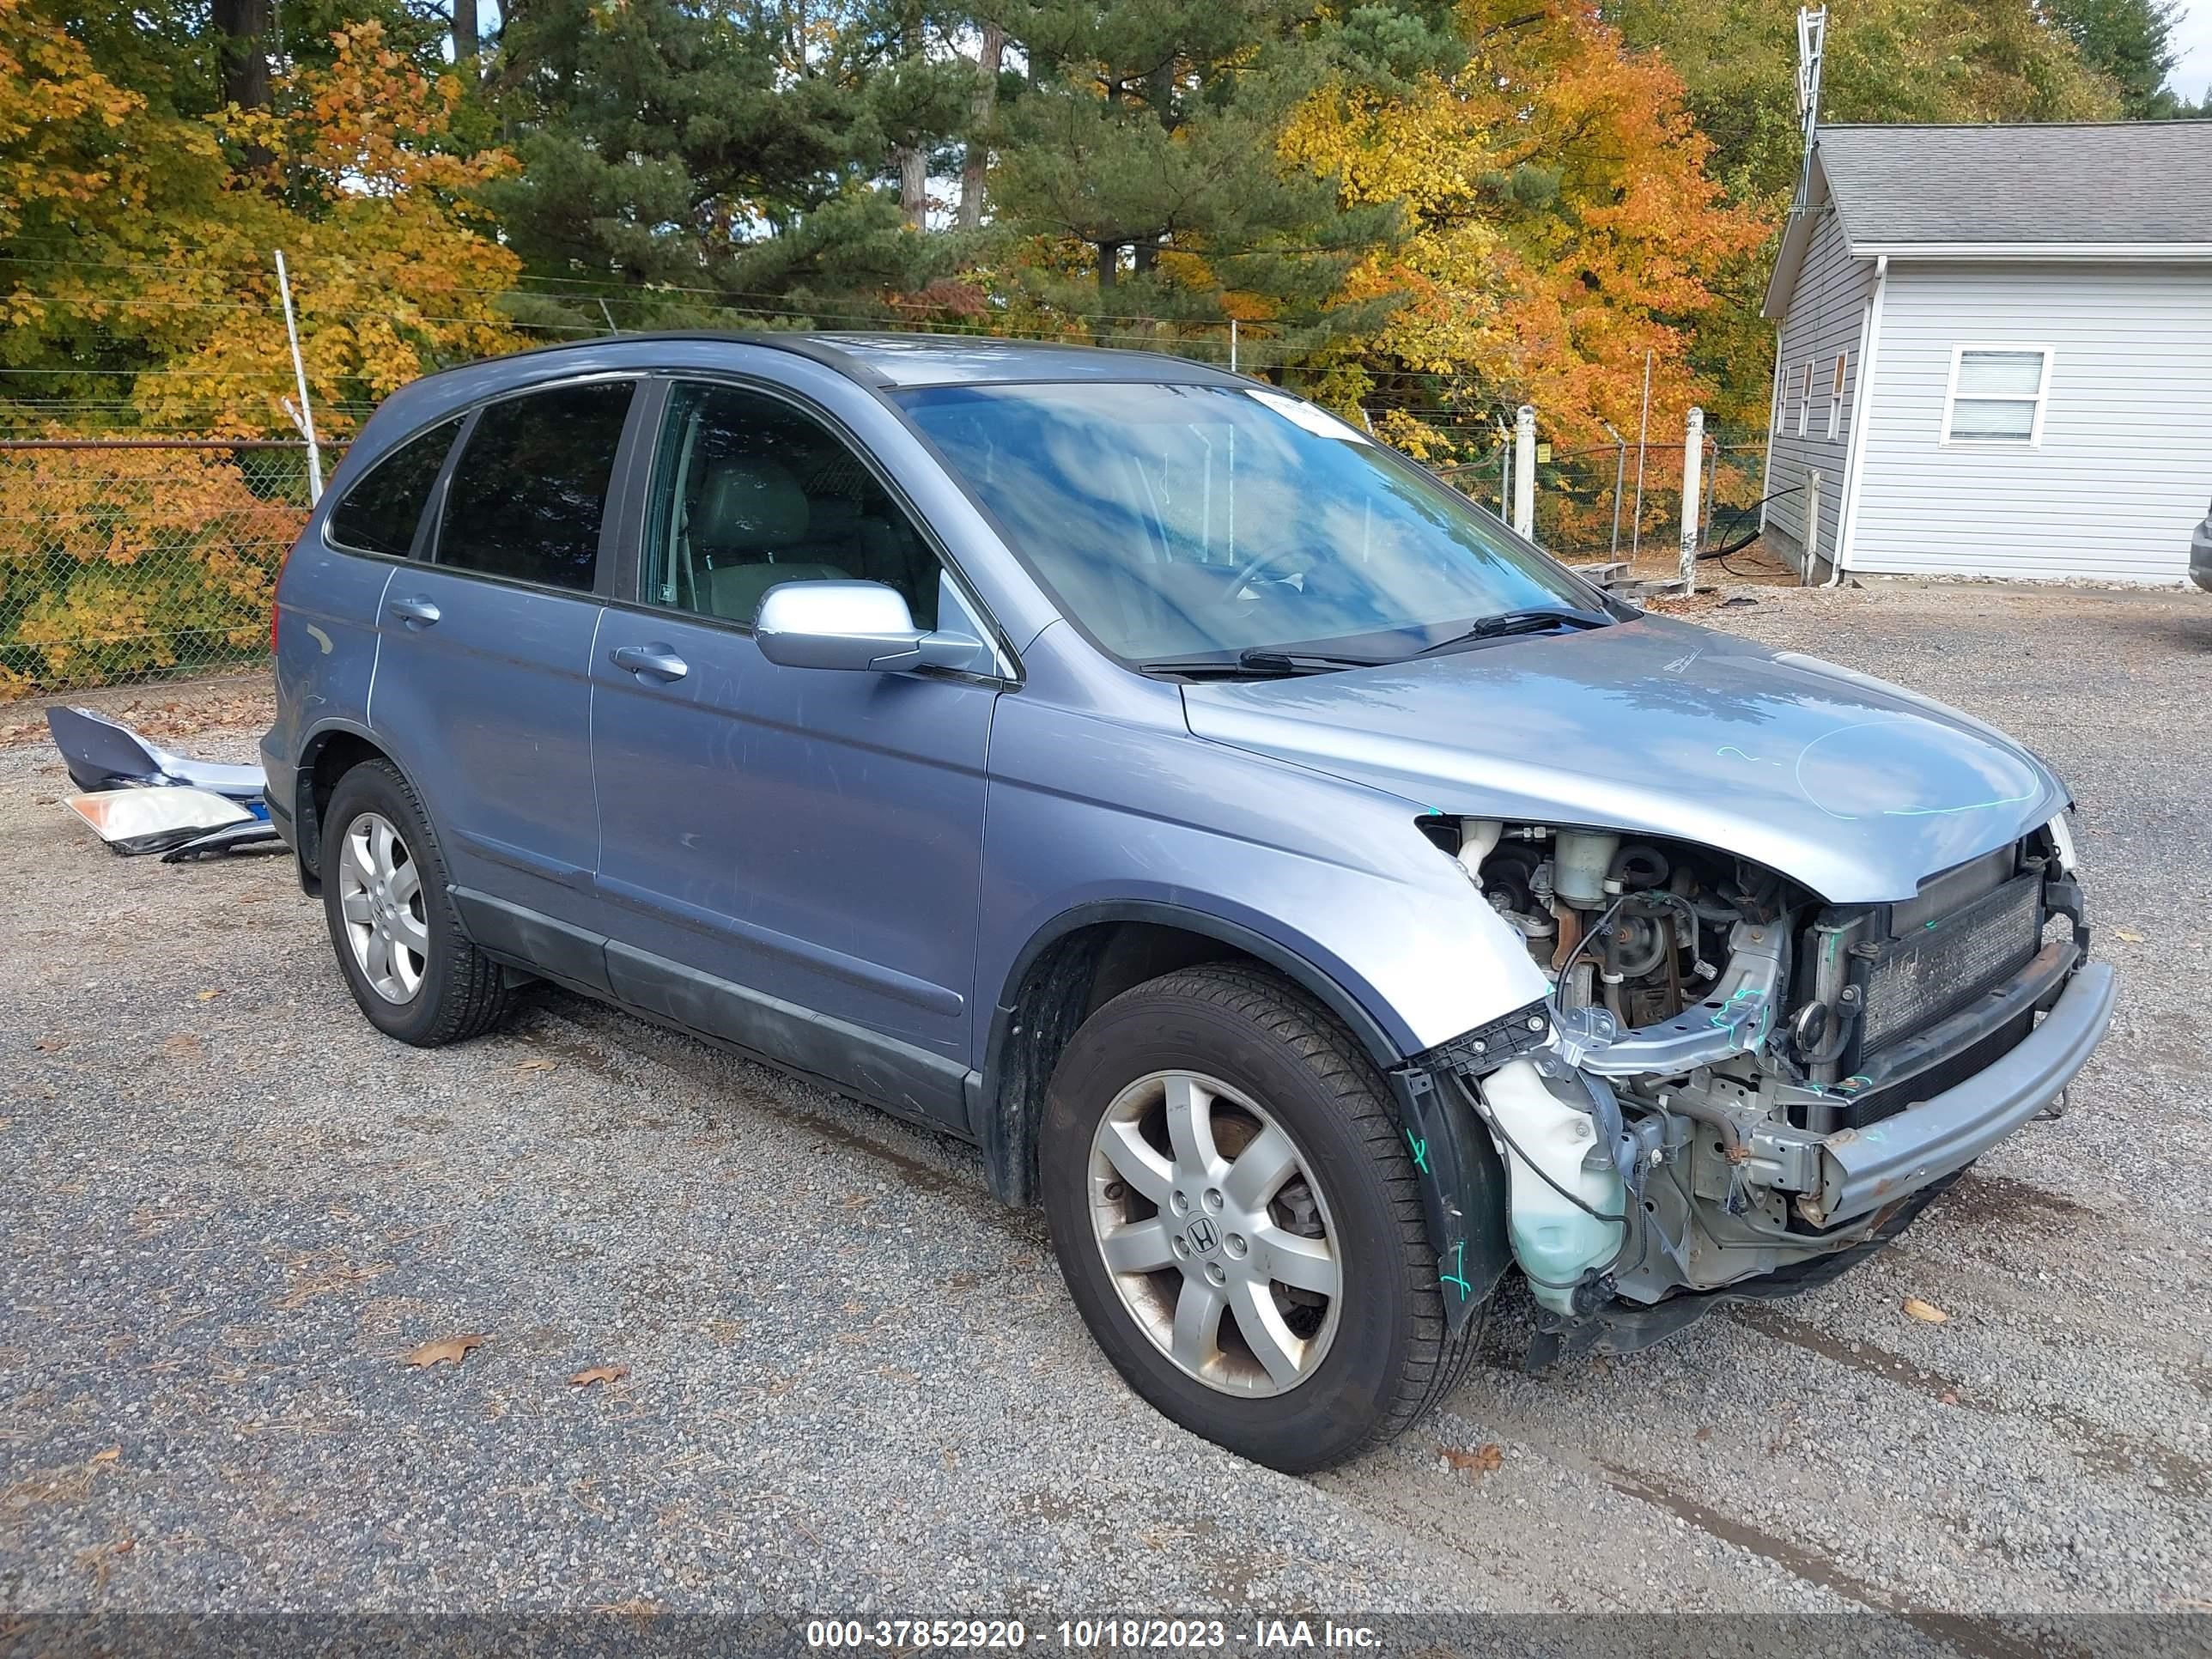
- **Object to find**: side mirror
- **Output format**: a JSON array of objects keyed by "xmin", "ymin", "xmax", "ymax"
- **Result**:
[{"xmin": 753, "ymin": 580, "xmax": 988, "ymax": 674}]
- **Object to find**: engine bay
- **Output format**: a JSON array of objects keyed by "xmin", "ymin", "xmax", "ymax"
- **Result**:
[
  {"xmin": 1420, "ymin": 813, "xmax": 2075, "ymax": 1328},
  {"xmin": 1451, "ymin": 820, "xmax": 1808, "ymax": 1030}
]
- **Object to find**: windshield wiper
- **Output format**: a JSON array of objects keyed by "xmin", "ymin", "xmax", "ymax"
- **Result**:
[
  {"xmin": 1410, "ymin": 606, "xmax": 1612, "ymax": 658},
  {"xmin": 1139, "ymin": 647, "xmax": 1388, "ymax": 679}
]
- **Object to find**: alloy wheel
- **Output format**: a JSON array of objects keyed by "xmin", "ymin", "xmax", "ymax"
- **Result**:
[
  {"xmin": 336, "ymin": 811, "xmax": 428, "ymax": 1004},
  {"xmin": 1087, "ymin": 1069, "xmax": 1342, "ymax": 1395}
]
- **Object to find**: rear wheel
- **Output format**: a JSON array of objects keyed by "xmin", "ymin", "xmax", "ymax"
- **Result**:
[
  {"xmin": 1041, "ymin": 963, "xmax": 1480, "ymax": 1471},
  {"xmin": 320, "ymin": 760, "xmax": 509, "ymax": 1047}
]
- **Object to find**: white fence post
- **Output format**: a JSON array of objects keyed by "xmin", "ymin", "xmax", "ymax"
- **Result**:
[
  {"xmin": 1678, "ymin": 406, "xmax": 1704, "ymax": 592},
  {"xmin": 1513, "ymin": 403, "xmax": 1536, "ymax": 540},
  {"xmin": 273, "ymin": 250, "xmax": 323, "ymax": 505},
  {"xmin": 1800, "ymin": 469, "xmax": 1824, "ymax": 586}
]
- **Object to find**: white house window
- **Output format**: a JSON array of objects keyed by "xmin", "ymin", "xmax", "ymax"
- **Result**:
[
  {"xmin": 1796, "ymin": 362, "xmax": 1812, "ymax": 437},
  {"xmin": 1944, "ymin": 346, "xmax": 2051, "ymax": 445},
  {"xmin": 1826, "ymin": 351, "xmax": 1846, "ymax": 440}
]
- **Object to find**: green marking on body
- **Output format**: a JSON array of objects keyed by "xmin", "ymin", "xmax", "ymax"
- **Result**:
[
  {"xmin": 1407, "ymin": 1129, "xmax": 1429, "ymax": 1175},
  {"xmin": 1440, "ymin": 1241, "xmax": 1472, "ymax": 1300}
]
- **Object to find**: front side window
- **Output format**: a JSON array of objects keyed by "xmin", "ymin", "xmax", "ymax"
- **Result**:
[
  {"xmin": 896, "ymin": 380, "xmax": 1596, "ymax": 665},
  {"xmin": 1944, "ymin": 347, "xmax": 2051, "ymax": 445},
  {"xmin": 436, "ymin": 380, "xmax": 635, "ymax": 591},
  {"xmin": 326, "ymin": 416, "xmax": 461, "ymax": 557},
  {"xmin": 641, "ymin": 381, "xmax": 941, "ymax": 629}
]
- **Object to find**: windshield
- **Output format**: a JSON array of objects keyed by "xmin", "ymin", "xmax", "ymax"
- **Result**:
[{"xmin": 894, "ymin": 380, "xmax": 1598, "ymax": 667}]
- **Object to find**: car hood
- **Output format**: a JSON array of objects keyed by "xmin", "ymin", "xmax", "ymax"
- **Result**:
[{"xmin": 1180, "ymin": 615, "xmax": 2066, "ymax": 903}]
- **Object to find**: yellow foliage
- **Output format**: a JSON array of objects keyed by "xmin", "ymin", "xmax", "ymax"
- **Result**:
[
  {"xmin": 1280, "ymin": 0, "xmax": 1770, "ymax": 449},
  {"xmin": 0, "ymin": 441, "xmax": 305, "ymax": 688}
]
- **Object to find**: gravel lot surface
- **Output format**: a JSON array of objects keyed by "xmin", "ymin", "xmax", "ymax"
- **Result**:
[{"xmin": 3, "ymin": 583, "xmax": 2208, "ymax": 1626}]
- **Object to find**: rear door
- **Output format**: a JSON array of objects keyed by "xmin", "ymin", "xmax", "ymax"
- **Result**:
[
  {"xmin": 589, "ymin": 376, "xmax": 1004, "ymax": 1127},
  {"xmin": 368, "ymin": 376, "xmax": 645, "ymax": 990}
]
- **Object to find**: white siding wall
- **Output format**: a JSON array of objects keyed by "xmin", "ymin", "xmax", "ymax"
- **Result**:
[
  {"xmin": 1849, "ymin": 263, "xmax": 2212, "ymax": 583},
  {"xmin": 1765, "ymin": 205, "xmax": 1875, "ymax": 565}
]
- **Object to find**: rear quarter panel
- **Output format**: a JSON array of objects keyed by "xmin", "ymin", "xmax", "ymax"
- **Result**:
[{"xmin": 264, "ymin": 539, "xmax": 397, "ymax": 821}]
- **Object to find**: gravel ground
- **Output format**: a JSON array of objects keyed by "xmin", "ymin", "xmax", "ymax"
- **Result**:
[{"xmin": 3, "ymin": 581, "xmax": 2208, "ymax": 1626}]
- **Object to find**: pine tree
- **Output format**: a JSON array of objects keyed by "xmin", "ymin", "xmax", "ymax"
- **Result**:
[
  {"xmin": 978, "ymin": 0, "xmax": 1463, "ymax": 349},
  {"xmin": 485, "ymin": 0, "xmax": 975, "ymax": 324}
]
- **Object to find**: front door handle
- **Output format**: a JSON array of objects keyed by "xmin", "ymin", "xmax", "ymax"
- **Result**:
[
  {"xmin": 610, "ymin": 642, "xmax": 689, "ymax": 682},
  {"xmin": 388, "ymin": 595, "xmax": 441, "ymax": 628}
]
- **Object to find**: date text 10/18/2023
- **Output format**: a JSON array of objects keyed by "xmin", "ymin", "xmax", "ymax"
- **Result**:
[{"xmin": 805, "ymin": 1619, "xmax": 1384, "ymax": 1650}]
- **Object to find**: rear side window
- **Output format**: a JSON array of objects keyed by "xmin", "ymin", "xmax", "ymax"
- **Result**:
[
  {"xmin": 436, "ymin": 381, "xmax": 635, "ymax": 591},
  {"xmin": 325, "ymin": 417, "xmax": 460, "ymax": 557}
]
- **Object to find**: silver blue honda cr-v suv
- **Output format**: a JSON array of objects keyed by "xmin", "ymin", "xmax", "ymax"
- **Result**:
[{"xmin": 264, "ymin": 331, "xmax": 2113, "ymax": 1471}]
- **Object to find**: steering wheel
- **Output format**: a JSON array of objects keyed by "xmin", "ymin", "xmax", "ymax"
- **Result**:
[{"xmin": 1222, "ymin": 545, "xmax": 1315, "ymax": 604}]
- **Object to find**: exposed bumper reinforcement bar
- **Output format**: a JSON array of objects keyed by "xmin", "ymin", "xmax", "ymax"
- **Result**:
[
  {"xmin": 1528, "ymin": 1170, "xmax": 1960, "ymax": 1368},
  {"xmin": 1819, "ymin": 960, "xmax": 2114, "ymax": 1224}
]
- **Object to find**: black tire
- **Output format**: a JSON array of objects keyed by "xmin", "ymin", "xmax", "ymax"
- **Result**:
[
  {"xmin": 1041, "ymin": 962, "xmax": 1482, "ymax": 1472},
  {"xmin": 319, "ymin": 758, "xmax": 510, "ymax": 1047}
]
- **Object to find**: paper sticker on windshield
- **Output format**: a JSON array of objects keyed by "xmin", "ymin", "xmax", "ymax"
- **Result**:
[{"xmin": 1244, "ymin": 388, "xmax": 1372, "ymax": 445}]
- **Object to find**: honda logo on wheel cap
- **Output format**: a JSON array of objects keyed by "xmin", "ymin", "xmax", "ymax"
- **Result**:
[{"xmin": 1187, "ymin": 1217, "xmax": 1220, "ymax": 1255}]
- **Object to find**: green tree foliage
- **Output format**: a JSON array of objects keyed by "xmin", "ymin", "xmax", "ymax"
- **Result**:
[
  {"xmin": 1606, "ymin": 0, "xmax": 2123, "ymax": 210},
  {"xmin": 483, "ymin": 0, "xmax": 977, "ymax": 326},
  {"xmin": 976, "ymin": 0, "xmax": 1462, "ymax": 343},
  {"xmin": 2042, "ymin": 0, "xmax": 2191, "ymax": 115}
]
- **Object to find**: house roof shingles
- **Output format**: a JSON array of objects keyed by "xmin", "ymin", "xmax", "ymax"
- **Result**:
[{"xmin": 1815, "ymin": 121, "xmax": 2212, "ymax": 247}]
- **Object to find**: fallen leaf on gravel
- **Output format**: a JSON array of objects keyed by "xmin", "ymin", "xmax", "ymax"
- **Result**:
[
  {"xmin": 161, "ymin": 1034, "xmax": 204, "ymax": 1060},
  {"xmin": 1694, "ymin": 1426, "xmax": 1713, "ymax": 1443},
  {"xmin": 194, "ymin": 989, "xmax": 222, "ymax": 1002},
  {"xmin": 515, "ymin": 1057, "xmax": 558, "ymax": 1075},
  {"xmin": 1440, "ymin": 1443, "xmax": 1503, "ymax": 1478},
  {"xmin": 89, "ymin": 1448, "xmax": 120, "ymax": 1465},
  {"xmin": 877, "ymin": 1366, "xmax": 919, "ymax": 1382},
  {"xmin": 33, "ymin": 1037, "xmax": 67, "ymax": 1053},
  {"xmin": 1902, "ymin": 1297, "xmax": 1949, "ymax": 1324},
  {"xmin": 404, "ymin": 1334, "xmax": 485, "ymax": 1368},
  {"xmin": 2113, "ymin": 928, "xmax": 2146, "ymax": 943},
  {"xmin": 569, "ymin": 1364, "xmax": 628, "ymax": 1389},
  {"xmin": 1939, "ymin": 1390, "xmax": 1960, "ymax": 1406}
]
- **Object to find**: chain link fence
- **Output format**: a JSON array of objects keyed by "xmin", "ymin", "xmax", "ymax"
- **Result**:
[
  {"xmin": 0, "ymin": 416, "xmax": 1771, "ymax": 702},
  {"xmin": 1525, "ymin": 437, "xmax": 1769, "ymax": 571},
  {"xmin": 0, "ymin": 439, "xmax": 336, "ymax": 700}
]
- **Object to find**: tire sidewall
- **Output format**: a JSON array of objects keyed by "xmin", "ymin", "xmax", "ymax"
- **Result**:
[
  {"xmin": 320, "ymin": 763, "xmax": 461, "ymax": 1044},
  {"xmin": 1042, "ymin": 984, "xmax": 1422, "ymax": 1472}
]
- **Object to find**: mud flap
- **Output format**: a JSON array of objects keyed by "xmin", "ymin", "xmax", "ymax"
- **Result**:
[{"xmin": 1389, "ymin": 1065, "xmax": 1512, "ymax": 1336}]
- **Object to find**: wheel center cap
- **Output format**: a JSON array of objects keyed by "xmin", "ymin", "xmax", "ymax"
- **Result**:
[{"xmin": 1184, "ymin": 1215, "xmax": 1222, "ymax": 1256}]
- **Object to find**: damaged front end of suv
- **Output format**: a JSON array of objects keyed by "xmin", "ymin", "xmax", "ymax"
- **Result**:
[{"xmin": 1405, "ymin": 810, "xmax": 2112, "ymax": 1362}]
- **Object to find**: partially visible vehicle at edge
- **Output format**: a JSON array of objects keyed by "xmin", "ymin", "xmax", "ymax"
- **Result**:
[
  {"xmin": 263, "ymin": 333, "xmax": 2114, "ymax": 1472},
  {"xmin": 2191, "ymin": 496, "xmax": 2211, "ymax": 593}
]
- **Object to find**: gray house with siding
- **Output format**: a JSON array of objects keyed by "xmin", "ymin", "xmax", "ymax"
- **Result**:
[{"xmin": 1760, "ymin": 122, "xmax": 2212, "ymax": 586}]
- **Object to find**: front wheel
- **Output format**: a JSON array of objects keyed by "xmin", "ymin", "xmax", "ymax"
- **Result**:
[{"xmin": 1040, "ymin": 963, "xmax": 1480, "ymax": 1472}]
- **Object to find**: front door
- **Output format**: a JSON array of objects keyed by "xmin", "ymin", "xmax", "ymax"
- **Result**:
[
  {"xmin": 590, "ymin": 379, "xmax": 1001, "ymax": 1126},
  {"xmin": 369, "ymin": 377, "xmax": 641, "ymax": 988}
]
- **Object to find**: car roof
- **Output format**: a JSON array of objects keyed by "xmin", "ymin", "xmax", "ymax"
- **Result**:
[{"xmin": 419, "ymin": 329, "xmax": 1247, "ymax": 392}]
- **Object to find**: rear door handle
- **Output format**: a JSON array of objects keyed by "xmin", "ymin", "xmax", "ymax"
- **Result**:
[
  {"xmin": 387, "ymin": 595, "xmax": 441, "ymax": 628},
  {"xmin": 610, "ymin": 642, "xmax": 689, "ymax": 682}
]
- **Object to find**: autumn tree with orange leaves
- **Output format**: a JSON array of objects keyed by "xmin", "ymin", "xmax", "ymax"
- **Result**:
[
  {"xmin": 0, "ymin": 8, "xmax": 521, "ymax": 690},
  {"xmin": 1279, "ymin": 0, "xmax": 1769, "ymax": 461}
]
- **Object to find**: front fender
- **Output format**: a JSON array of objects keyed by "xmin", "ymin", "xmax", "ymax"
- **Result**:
[{"xmin": 975, "ymin": 696, "xmax": 1551, "ymax": 1063}]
